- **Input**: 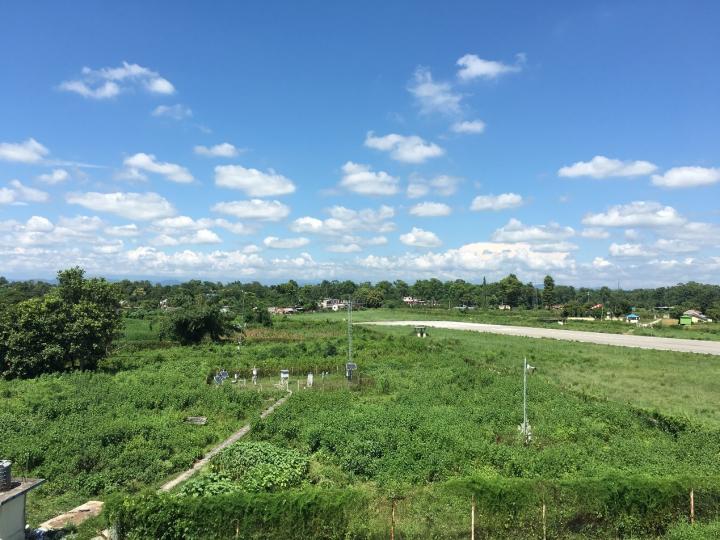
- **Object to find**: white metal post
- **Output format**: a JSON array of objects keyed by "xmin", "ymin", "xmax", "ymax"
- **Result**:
[
  {"xmin": 523, "ymin": 357, "xmax": 528, "ymax": 443},
  {"xmin": 347, "ymin": 298, "xmax": 352, "ymax": 366}
]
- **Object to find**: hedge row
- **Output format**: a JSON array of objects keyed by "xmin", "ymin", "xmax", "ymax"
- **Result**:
[
  {"xmin": 106, "ymin": 476, "xmax": 720, "ymax": 539},
  {"xmin": 106, "ymin": 487, "xmax": 371, "ymax": 540}
]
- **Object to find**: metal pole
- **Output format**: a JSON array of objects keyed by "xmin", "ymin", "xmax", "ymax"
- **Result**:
[
  {"xmin": 523, "ymin": 357, "xmax": 528, "ymax": 444},
  {"xmin": 347, "ymin": 299, "xmax": 352, "ymax": 366}
]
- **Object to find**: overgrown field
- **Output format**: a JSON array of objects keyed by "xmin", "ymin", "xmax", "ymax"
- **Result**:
[
  {"xmin": 298, "ymin": 306, "xmax": 720, "ymax": 341},
  {"xmin": 103, "ymin": 319, "xmax": 720, "ymax": 538},
  {"xmin": 0, "ymin": 337, "xmax": 286, "ymax": 524}
]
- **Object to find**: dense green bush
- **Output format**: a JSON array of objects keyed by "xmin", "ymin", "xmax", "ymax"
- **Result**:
[
  {"xmin": 106, "ymin": 487, "xmax": 370, "ymax": 540},
  {"xmin": 0, "ymin": 267, "xmax": 121, "ymax": 378},
  {"xmin": 210, "ymin": 441, "xmax": 308, "ymax": 492},
  {"xmin": 160, "ymin": 305, "xmax": 230, "ymax": 345}
]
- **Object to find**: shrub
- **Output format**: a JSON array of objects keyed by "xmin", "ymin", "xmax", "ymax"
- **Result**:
[{"xmin": 210, "ymin": 441, "xmax": 308, "ymax": 492}]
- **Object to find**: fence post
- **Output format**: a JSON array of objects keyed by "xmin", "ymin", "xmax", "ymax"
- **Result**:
[
  {"xmin": 690, "ymin": 489, "xmax": 695, "ymax": 525},
  {"xmin": 391, "ymin": 499, "xmax": 396, "ymax": 540},
  {"xmin": 471, "ymin": 494, "xmax": 475, "ymax": 540},
  {"xmin": 542, "ymin": 501, "xmax": 547, "ymax": 540}
]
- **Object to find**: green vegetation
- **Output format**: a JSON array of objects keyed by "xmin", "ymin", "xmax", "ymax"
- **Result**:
[
  {"xmin": 101, "ymin": 319, "xmax": 720, "ymax": 538},
  {"xmin": 0, "ymin": 339, "xmax": 282, "ymax": 524},
  {"xmin": 297, "ymin": 305, "xmax": 720, "ymax": 341},
  {"xmin": 159, "ymin": 304, "xmax": 232, "ymax": 345},
  {"xmin": 4, "ymin": 284, "xmax": 720, "ymax": 537},
  {"xmin": 0, "ymin": 268, "xmax": 122, "ymax": 378},
  {"xmin": 182, "ymin": 441, "xmax": 309, "ymax": 495}
]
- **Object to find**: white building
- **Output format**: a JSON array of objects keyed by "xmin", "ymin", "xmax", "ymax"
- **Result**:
[
  {"xmin": 320, "ymin": 298, "xmax": 346, "ymax": 311},
  {"xmin": 0, "ymin": 462, "xmax": 44, "ymax": 540}
]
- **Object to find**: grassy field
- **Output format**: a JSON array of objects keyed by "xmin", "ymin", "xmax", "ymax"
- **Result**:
[
  {"xmin": 369, "ymin": 325, "xmax": 720, "ymax": 429},
  {"xmin": 296, "ymin": 306, "xmax": 720, "ymax": 341},
  {"xmin": 6, "ymin": 316, "xmax": 720, "ymax": 537},
  {"xmin": 108, "ymin": 318, "xmax": 720, "ymax": 538}
]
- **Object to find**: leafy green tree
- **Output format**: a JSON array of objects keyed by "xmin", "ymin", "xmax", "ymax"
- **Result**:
[
  {"xmin": 161, "ymin": 305, "xmax": 230, "ymax": 345},
  {"xmin": 499, "ymin": 274, "xmax": 524, "ymax": 307},
  {"xmin": 356, "ymin": 287, "xmax": 384, "ymax": 308},
  {"xmin": 245, "ymin": 306, "xmax": 273, "ymax": 327},
  {"xmin": 0, "ymin": 267, "xmax": 121, "ymax": 378},
  {"xmin": 542, "ymin": 275, "xmax": 556, "ymax": 307}
]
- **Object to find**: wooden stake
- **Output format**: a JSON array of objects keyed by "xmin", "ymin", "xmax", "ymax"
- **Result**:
[
  {"xmin": 471, "ymin": 494, "xmax": 475, "ymax": 540},
  {"xmin": 542, "ymin": 502, "xmax": 547, "ymax": 540},
  {"xmin": 690, "ymin": 489, "xmax": 695, "ymax": 525},
  {"xmin": 391, "ymin": 499, "xmax": 396, "ymax": 540}
]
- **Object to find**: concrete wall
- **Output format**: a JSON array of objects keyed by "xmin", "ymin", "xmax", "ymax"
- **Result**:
[{"xmin": 0, "ymin": 494, "xmax": 26, "ymax": 540}]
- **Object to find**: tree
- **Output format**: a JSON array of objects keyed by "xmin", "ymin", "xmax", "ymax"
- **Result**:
[
  {"xmin": 0, "ymin": 267, "xmax": 121, "ymax": 379},
  {"xmin": 356, "ymin": 287, "xmax": 384, "ymax": 308},
  {"xmin": 161, "ymin": 305, "xmax": 231, "ymax": 345},
  {"xmin": 499, "ymin": 274, "xmax": 524, "ymax": 307},
  {"xmin": 542, "ymin": 275, "xmax": 555, "ymax": 308}
]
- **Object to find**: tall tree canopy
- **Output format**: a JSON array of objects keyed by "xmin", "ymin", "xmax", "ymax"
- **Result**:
[{"xmin": 0, "ymin": 267, "xmax": 121, "ymax": 379}]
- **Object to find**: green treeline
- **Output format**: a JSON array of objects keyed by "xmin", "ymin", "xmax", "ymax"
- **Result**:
[{"xmin": 3, "ymin": 272, "xmax": 720, "ymax": 317}]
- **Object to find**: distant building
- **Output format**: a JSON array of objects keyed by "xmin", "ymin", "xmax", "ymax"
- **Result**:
[
  {"xmin": 626, "ymin": 313, "xmax": 640, "ymax": 324},
  {"xmin": 319, "ymin": 298, "xmax": 346, "ymax": 311},
  {"xmin": 159, "ymin": 298, "xmax": 170, "ymax": 310},
  {"xmin": 682, "ymin": 310, "xmax": 713, "ymax": 324},
  {"xmin": 268, "ymin": 307, "xmax": 297, "ymax": 315},
  {"xmin": 498, "ymin": 304, "xmax": 511, "ymax": 310},
  {"xmin": 402, "ymin": 296, "xmax": 425, "ymax": 306}
]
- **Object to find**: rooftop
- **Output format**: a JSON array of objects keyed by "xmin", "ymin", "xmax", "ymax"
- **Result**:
[{"xmin": 0, "ymin": 478, "xmax": 45, "ymax": 506}]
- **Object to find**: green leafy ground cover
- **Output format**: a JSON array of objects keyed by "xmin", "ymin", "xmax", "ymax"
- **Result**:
[
  {"xmin": 108, "ymin": 319, "xmax": 720, "ymax": 538},
  {"xmin": 297, "ymin": 306, "xmax": 720, "ymax": 341},
  {"xmin": 6, "ymin": 317, "xmax": 720, "ymax": 537},
  {"xmin": 0, "ymin": 339, "xmax": 283, "ymax": 524}
]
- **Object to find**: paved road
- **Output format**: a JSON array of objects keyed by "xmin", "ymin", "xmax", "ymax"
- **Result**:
[{"xmin": 365, "ymin": 320, "xmax": 720, "ymax": 356}]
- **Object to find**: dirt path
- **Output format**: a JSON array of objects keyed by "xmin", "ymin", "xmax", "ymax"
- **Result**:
[
  {"xmin": 364, "ymin": 321, "xmax": 720, "ymax": 356},
  {"xmin": 159, "ymin": 391, "xmax": 291, "ymax": 492}
]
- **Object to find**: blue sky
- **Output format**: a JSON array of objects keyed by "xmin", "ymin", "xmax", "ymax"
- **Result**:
[{"xmin": 1, "ymin": 1, "xmax": 719, "ymax": 286}]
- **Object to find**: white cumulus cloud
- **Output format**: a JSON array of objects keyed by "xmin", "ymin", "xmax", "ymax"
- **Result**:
[
  {"xmin": 451, "ymin": 120, "xmax": 486, "ymax": 134},
  {"xmin": 263, "ymin": 236, "xmax": 310, "ymax": 249},
  {"xmin": 558, "ymin": 155, "xmax": 657, "ymax": 178},
  {"xmin": 470, "ymin": 193, "xmax": 524, "ymax": 211},
  {"xmin": 66, "ymin": 191, "xmax": 176, "ymax": 220},
  {"xmin": 651, "ymin": 166, "xmax": 720, "ymax": 188},
  {"xmin": 152, "ymin": 104, "xmax": 192, "ymax": 120},
  {"xmin": 0, "ymin": 138, "xmax": 49, "ymax": 163},
  {"xmin": 0, "ymin": 180, "xmax": 49, "ymax": 206},
  {"xmin": 400, "ymin": 227, "xmax": 442, "ymax": 248},
  {"xmin": 408, "ymin": 67, "xmax": 461, "ymax": 115},
  {"xmin": 409, "ymin": 202, "xmax": 452, "ymax": 217},
  {"xmin": 59, "ymin": 61, "xmax": 175, "ymax": 99},
  {"xmin": 340, "ymin": 161, "xmax": 399, "ymax": 196},
  {"xmin": 491, "ymin": 218, "xmax": 574, "ymax": 243},
  {"xmin": 37, "ymin": 168, "xmax": 69, "ymax": 184},
  {"xmin": 214, "ymin": 164, "xmax": 295, "ymax": 196},
  {"xmin": 456, "ymin": 54, "xmax": 524, "ymax": 81},
  {"xmin": 582, "ymin": 201, "xmax": 685, "ymax": 228},
  {"xmin": 212, "ymin": 199, "xmax": 290, "ymax": 221},
  {"xmin": 194, "ymin": 143, "xmax": 242, "ymax": 158},
  {"xmin": 123, "ymin": 153, "xmax": 193, "ymax": 183},
  {"xmin": 364, "ymin": 132, "xmax": 445, "ymax": 164}
]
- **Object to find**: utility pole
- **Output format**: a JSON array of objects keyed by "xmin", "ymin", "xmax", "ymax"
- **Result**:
[
  {"xmin": 523, "ymin": 357, "xmax": 528, "ymax": 443},
  {"xmin": 347, "ymin": 298, "xmax": 353, "ymax": 366}
]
